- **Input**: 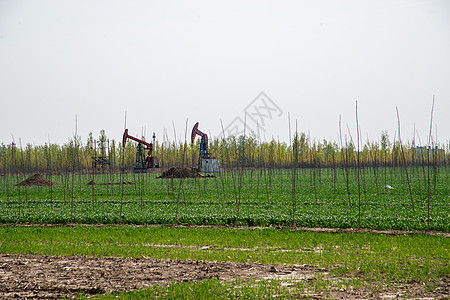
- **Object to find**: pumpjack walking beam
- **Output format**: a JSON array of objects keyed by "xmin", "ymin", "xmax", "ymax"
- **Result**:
[{"xmin": 122, "ymin": 129, "xmax": 154, "ymax": 170}]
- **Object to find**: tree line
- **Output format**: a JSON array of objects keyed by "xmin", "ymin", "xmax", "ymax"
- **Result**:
[{"xmin": 0, "ymin": 130, "xmax": 447, "ymax": 174}]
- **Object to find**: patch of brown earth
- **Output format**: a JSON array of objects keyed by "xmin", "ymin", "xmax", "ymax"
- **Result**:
[
  {"xmin": 0, "ymin": 254, "xmax": 447, "ymax": 299},
  {"xmin": 157, "ymin": 167, "xmax": 214, "ymax": 178},
  {"xmin": 0, "ymin": 254, "xmax": 316, "ymax": 299},
  {"xmin": 87, "ymin": 181, "xmax": 135, "ymax": 185},
  {"xmin": 14, "ymin": 174, "xmax": 59, "ymax": 187}
]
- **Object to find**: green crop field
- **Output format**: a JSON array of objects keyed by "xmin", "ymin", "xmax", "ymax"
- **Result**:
[
  {"xmin": 0, "ymin": 166, "xmax": 448, "ymax": 299},
  {"xmin": 1, "ymin": 167, "xmax": 448, "ymax": 231}
]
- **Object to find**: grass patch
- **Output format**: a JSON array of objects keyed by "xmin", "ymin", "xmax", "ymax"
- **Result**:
[
  {"xmin": 1, "ymin": 225, "xmax": 448, "ymax": 283},
  {"xmin": 72, "ymin": 279, "xmax": 293, "ymax": 300},
  {"xmin": 72, "ymin": 277, "xmax": 352, "ymax": 300}
]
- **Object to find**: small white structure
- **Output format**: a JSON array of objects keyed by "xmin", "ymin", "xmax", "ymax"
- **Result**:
[
  {"xmin": 201, "ymin": 159, "xmax": 221, "ymax": 173},
  {"xmin": 384, "ymin": 185, "xmax": 394, "ymax": 193}
]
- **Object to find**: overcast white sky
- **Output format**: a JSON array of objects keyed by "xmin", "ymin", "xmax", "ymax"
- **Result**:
[{"xmin": 1, "ymin": 0, "xmax": 449, "ymax": 146}]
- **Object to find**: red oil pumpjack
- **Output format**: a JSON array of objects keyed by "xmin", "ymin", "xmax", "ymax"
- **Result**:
[
  {"xmin": 122, "ymin": 129, "xmax": 155, "ymax": 170},
  {"xmin": 191, "ymin": 122, "xmax": 216, "ymax": 171}
]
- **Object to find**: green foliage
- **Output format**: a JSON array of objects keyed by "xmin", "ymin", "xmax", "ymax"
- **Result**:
[
  {"xmin": 1, "ymin": 131, "xmax": 448, "ymax": 173},
  {"xmin": 0, "ymin": 167, "xmax": 448, "ymax": 231},
  {"xmin": 70, "ymin": 278, "xmax": 295, "ymax": 300}
]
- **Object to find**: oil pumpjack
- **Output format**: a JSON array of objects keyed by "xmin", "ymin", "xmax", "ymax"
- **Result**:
[
  {"xmin": 122, "ymin": 129, "xmax": 156, "ymax": 171},
  {"xmin": 191, "ymin": 122, "xmax": 220, "ymax": 172}
]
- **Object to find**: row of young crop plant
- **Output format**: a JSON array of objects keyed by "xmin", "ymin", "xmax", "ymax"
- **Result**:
[
  {"xmin": 0, "ymin": 165, "xmax": 448, "ymax": 231},
  {"xmin": 0, "ymin": 130, "xmax": 448, "ymax": 174}
]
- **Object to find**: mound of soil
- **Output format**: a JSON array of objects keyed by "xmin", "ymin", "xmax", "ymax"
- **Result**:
[
  {"xmin": 15, "ymin": 174, "xmax": 59, "ymax": 187},
  {"xmin": 87, "ymin": 181, "xmax": 135, "ymax": 185},
  {"xmin": 157, "ymin": 167, "xmax": 214, "ymax": 179}
]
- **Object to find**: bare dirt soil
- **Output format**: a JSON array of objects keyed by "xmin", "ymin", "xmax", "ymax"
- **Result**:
[
  {"xmin": 0, "ymin": 254, "xmax": 317, "ymax": 299},
  {"xmin": 156, "ymin": 167, "xmax": 214, "ymax": 179},
  {"xmin": 0, "ymin": 254, "xmax": 447, "ymax": 299},
  {"xmin": 86, "ymin": 180, "xmax": 135, "ymax": 185},
  {"xmin": 14, "ymin": 174, "xmax": 59, "ymax": 187}
]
